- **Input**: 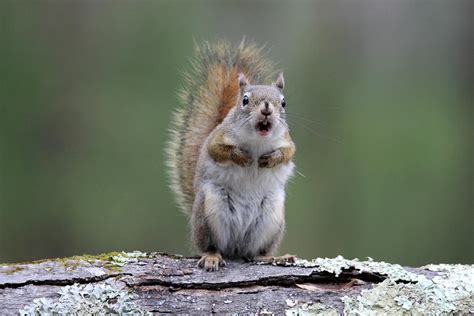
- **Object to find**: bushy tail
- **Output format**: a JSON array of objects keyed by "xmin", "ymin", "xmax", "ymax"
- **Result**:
[{"xmin": 166, "ymin": 40, "xmax": 276, "ymax": 213}]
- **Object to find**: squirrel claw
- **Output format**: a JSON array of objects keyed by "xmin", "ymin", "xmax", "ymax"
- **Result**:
[
  {"xmin": 253, "ymin": 254, "xmax": 296, "ymax": 265},
  {"xmin": 258, "ymin": 151, "xmax": 279, "ymax": 168},
  {"xmin": 274, "ymin": 254, "xmax": 296, "ymax": 265},
  {"xmin": 232, "ymin": 148, "xmax": 252, "ymax": 167},
  {"xmin": 258, "ymin": 156, "xmax": 270, "ymax": 168},
  {"xmin": 197, "ymin": 253, "xmax": 226, "ymax": 272}
]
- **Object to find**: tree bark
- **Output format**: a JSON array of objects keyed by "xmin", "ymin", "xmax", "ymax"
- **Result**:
[{"xmin": 1, "ymin": 252, "xmax": 472, "ymax": 314}]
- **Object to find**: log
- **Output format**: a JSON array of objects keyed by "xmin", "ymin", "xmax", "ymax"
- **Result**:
[{"xmin": 0, "ymin": 251, "xmax": 473, "ymax": 314}]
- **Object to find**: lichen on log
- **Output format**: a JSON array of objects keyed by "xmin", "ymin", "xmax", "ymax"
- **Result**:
[{"xmin": 0, "ymin": 252, "xmax": 472, "ymax": 314}]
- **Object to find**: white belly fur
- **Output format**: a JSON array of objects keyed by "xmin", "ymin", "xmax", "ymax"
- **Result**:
[{"xmin": 200, "ymin": 149, "xmax": 294, "ymax": 258}]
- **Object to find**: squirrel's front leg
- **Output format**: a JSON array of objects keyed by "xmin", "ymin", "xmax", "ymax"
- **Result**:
[
  {"xmin": 208, "ymin": 129, "xmax": 252, "ymax": 167},
  {"xmin": 259, "ymin": 133, "xmax": 295, "ymax": 168}
]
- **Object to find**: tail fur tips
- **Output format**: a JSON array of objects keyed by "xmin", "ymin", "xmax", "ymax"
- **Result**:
[{"xmin": 166, "ymin": 40, "xmax": 276, "ymax": 213}]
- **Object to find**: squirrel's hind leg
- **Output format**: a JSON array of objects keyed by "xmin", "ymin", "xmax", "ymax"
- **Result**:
[
  {"xmin": 197, "ymin": 252, "xmax": 226, "ymax": 271},
  {"xmin": 191, "ymin": 190, "xmax": 227, "ymax": 271},
  {"xmin": 247, "ymin": 216, "xmax": 294, "ymax": 265}
]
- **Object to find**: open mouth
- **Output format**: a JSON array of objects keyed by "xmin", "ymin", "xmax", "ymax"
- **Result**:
[{"xmin": 256, "ymin": 118, "xmax": 272, "ymax": 136}]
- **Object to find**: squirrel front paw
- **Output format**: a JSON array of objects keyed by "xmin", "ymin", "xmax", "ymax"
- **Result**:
[
  {"xmin": 258, "ymin": 150, "xmax": 282, "ymax": 168},
  {"xmin": 197, "ymin": 253, "xmax": 226, "ymax": 272},
  {"xmin": 231, "ymin": 148, "xmax": 253, "ymax": 167}
]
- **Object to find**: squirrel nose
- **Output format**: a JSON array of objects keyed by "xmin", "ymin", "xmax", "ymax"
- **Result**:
[{"xmin": 261, "ymin": 102, "xmax": 273, "ymax": 116}]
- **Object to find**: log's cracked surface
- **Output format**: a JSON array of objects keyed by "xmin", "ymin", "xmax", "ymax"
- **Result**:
[{"xmin": 1, "ymin": 252, "xmax": 473, "ymax": 314}]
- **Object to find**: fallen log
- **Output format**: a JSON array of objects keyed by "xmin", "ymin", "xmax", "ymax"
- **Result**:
[{"xmin": 1, "ymin": 251, "xmax": 473, "ymax": 314}]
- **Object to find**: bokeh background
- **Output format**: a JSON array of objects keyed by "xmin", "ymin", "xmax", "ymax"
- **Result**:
[{"xmin": 1, "ymin": 0, "xmax": 472, "ymax": 266}]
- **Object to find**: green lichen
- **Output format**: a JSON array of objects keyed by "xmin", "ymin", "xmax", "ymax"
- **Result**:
[
  {"xmin": 110, "ymin": 251, "xmax": 149, "ymax": 266},
  {"xmin": 71, "ymin": 251, "xmax": 123, "ymax": 263},
  {"xmin": 104, "ymin": 251, "xmax": 150, "ymax": 272},
  {"xmin": 294, "ymin": 255, "xmax": 426, "ymax": 283},
  {"xmin": 7, "ymin": 252, "xmax": 153, "ymax": 314},
  {"xmin": 60, "ymin": 259, "xmax": 82, "ymax": 271},
  {"xmin": 291, "ymin": 256, "xmax": 474, "ymax": 314},
  {"xmin": 0, "ymin": 265, "xmax": 25, "ymax": 275},
  {"xmin": 285, "ymin": 300, "xmax": 338, "ymax": 316},
  {"xmin": 0, "ymin": 251, "xmax": 150, "ymax": 274},
  {"xmin": 62, "ymin": 251, "xmax": 150, "ymax": 273},
  {"xmin": 19, "ymin": 282, "xmax": 147, "ymax": 314},
  {"xmin": 0, "ymin": 251, "xmax": 122, "ymax": 267},
  {"xmin": 341, "ymin": 262, "xmax": 474, "ymax": 314},
  {"xmin": 43, "ymin": 251, "xmax": 125, "ymax": 273}
]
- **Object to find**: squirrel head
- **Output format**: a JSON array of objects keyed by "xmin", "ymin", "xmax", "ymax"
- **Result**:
[{"xmin": 235, "ymin": 72, "xmax": 287, "ymax": 138}]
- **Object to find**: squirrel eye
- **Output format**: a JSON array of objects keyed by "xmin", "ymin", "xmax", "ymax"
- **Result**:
[
  {"xmin": 281, "ymin": 98, "xmax": 286, "ymax": 108},
  {"xmin": 242, "ymin": 95, "xmax": 249, "ymax": 106}
]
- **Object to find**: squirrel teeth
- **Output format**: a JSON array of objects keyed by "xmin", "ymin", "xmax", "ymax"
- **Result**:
[{"xmin": 257, "ymin": 119, "xmax": 272, "ymax": 134}]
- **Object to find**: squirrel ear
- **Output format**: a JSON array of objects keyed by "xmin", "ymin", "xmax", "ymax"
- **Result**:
[
  {"xmin": 274, "ymin": 72, "xmax": 285, "ymax": 91},
  {"xmin": 238, "ymin": 73, "xmax": 248, "ymax": 89}
]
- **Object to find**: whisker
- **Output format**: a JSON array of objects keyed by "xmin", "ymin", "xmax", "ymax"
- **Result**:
[
  {"xmin": 286, "ymin": 119, "xmax": 344, "ymax": 145},
  {"xmin": 285, "ymin": 112, "xmax": 330, "ymax": 128},
  {"xmin": 238, "ymin": 114, "xmax": 254, "ymax": 128},
  {"xmin": 295, "ymin": 169, "xmax": 306, "ymax": 178},
  {"xmin": 277, "ymin": 117, "xmax": 288, "ymax": 127}
]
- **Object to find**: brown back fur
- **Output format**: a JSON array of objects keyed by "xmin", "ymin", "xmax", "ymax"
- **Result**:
[{"xmin": 166, "ymin": 40, "xmax": 276, "ymax": 213}]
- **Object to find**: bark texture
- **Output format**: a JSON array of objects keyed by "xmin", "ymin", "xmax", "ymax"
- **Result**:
[{"xmin": 1, "ymin": 252, "xmax": 473, "ymax": 314}]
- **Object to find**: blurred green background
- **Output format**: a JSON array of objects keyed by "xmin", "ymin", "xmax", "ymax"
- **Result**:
[{"xmin": 1, "ymin": 0, "xmax": 472, "ymax": 266}]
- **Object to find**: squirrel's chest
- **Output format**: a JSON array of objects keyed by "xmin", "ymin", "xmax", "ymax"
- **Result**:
[{"xmin": 212, "ymin": 162, "xmax": 294, "ymax": 192}]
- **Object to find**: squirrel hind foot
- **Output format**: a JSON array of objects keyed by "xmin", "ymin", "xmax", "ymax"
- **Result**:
[
  {"xmin": 252, "ymin": 254, "xmax": 296, "ymax": 266},
  {"xmin": 197, "ymin": 253, "xmax": 226, "ymax": 272}
]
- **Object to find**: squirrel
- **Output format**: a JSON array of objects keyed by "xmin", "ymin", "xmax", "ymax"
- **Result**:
[{"xmin": 167, "ymin": 40, "xmax": 295, "ymax": 271}]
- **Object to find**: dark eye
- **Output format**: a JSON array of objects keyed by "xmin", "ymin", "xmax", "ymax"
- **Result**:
[
  {"xmin": 281, "ymin": 98, "xmax": 286, "ymax": 108},
  {"xmin": 242, "ymin": 95, "xmax": 249, "ymax": 106}
]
